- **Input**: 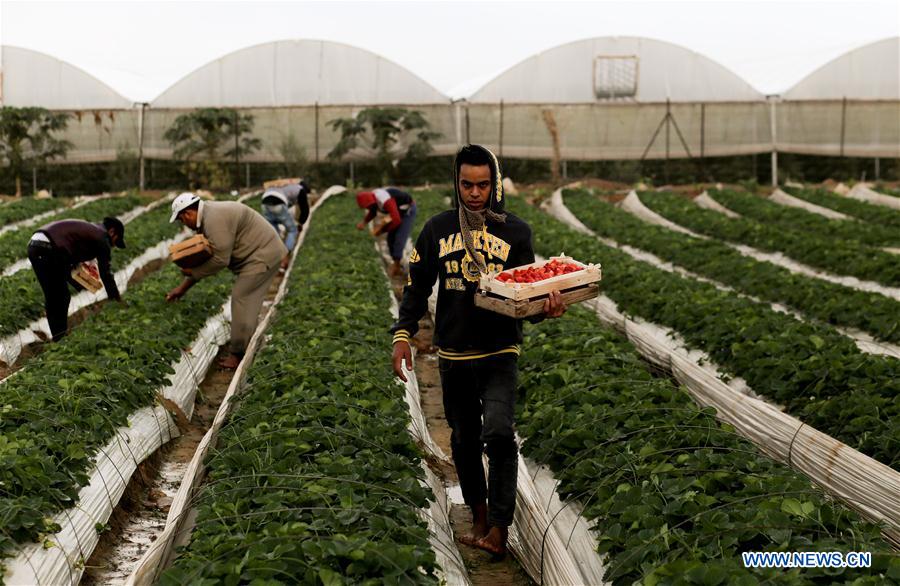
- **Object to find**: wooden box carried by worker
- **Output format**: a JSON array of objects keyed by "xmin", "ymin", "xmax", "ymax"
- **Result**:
[
  {"xmin": 169, "ymin": 234, "xmax": 213, "ymax": 268},
  {"xmin": 474, "ymin": 255, "xmax": 602, "ymax": 318},
  {"xmin": 263, "ymin": 177, "xmax": 300, "ymax": 189},
  {"xmin": 71, "ymin": 261, "xmax": 103, "ymax": 293}
]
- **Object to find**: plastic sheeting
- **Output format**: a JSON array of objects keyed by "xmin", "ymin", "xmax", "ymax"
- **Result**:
[
  {"xmin": 694, "ymin": 191, "xmax": 740, "ymax": 218},
  {"xmin": 125, "ymin": 185, "xmax": 346, "ymax": 586},
  {"xmin": 549, "ymin": 188, "xmax": 900, "ymax": 541},
  {"xmin": 768, "ymin": 188, "xmax": 851, "ymax": 220},
  {"xmin": 2, "ymin": 304, "xmax": 233, "ymax": 585},
  {"xmin": 845, "ymin": 183, "xmax": 900, "ymax": 211}
]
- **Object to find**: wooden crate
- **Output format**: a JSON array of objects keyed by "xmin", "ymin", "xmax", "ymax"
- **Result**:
[
  {"xmin": 474, "ymin": 255, "xmax": 602, "ymax": 317},
  {"xmin": 71, "ymin": 262, "xmax": 103, "ymax": 293},
  {"xmin": 170, "ymin": 234, "xmax": 213, "ymax": 268},
  {"xmin": 475, "ymin": 283, "xmax": 600, "ymax": 318},
  {"xmin": 263, "ymin": 177, "xmax": 300, "ymax": 189}
]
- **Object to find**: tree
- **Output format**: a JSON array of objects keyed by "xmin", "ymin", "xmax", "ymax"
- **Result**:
[
  {"xmin": 327, "ymin": 107, "xmax": 441, "ymax": 184},
  {"xmin": 0, "ymin": 107, "xmax": 72, "ymax": 197},
  {"xmin": 163, "ymin": 108, "xmax": 261, "ymax": 189}
]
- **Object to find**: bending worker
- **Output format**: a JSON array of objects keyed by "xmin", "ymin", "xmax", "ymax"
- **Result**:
[
  {"xmin": 261, "ymin": 179, "xmax": 311, "ymax": 269},
  {"xmin": 390, "ymin": 144, "xmax": 567, "ymax": 557},
  {"xmin": 166, "ymin": 193, "xmax": 286, "ymax": 369},
  {"xmin": 28, "ymin": 216, "xmax": 126, "ymax": 341},
  {"xmin": 356, "ymin": 187, "xmax": 417, "ymax": 276}
]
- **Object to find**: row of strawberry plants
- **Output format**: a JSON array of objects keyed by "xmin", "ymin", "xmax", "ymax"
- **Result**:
[
  {"xmin": 564, "ymin": 189, "xmax": 900, "ymax": 343},
  {"xmin": 517, "ymin": 306, "xmax": 898, "ymax": 585},
  {"xmin": 640, "ymin": 191, "xmax": 900, "ymax": 287},
  {"xmin": 160, "ymin": 193, "xmax": 439, "ymax": 585},
  {"xmin": 0, "ymin": 204, "xmax": 185, "ymax": 340},
  {"xmin": 784, "ymin": 187, "xmax": 900, "ymax": 230},
  {"xmin": 505, "ymin": 197, "xmax": 900, "ymax": 469},
  {"xmin": 0, "ymin": 194, "xmax": 144, "ymax": 271},
  {"xmin": 0, "ymin": 197, "xmax": 65, "ymax": 227},
  {"xmin": 0, "ymin": 264, "xmax": 230, "ymax": 567},
  {"xmin": 711, "ymin": 189, "xmax": 900, "ymax": 248}
]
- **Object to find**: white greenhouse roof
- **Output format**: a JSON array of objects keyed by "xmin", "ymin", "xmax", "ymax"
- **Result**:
[
  {"xmin": 0, "ymin": 46, "xmax": 133, "ymax": 109},
  {"xmin": 468, "ymin": 36, "xmax": 764, "ymax": 103},
  {"xmin": 151, "ymin": 39, "xmax": 449, "ymax": 108},
  {"xmin": 784, "ymin": 38, "xmax": 900, "ymax": 101}
]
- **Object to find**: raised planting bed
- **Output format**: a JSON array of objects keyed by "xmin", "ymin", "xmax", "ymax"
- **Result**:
[
  {"xmin": 0, "ymin": 265, "xmax": 231, "ymax": 580},
  {"xmin": 641, "ymin": 191, "xmax": 900, "ymax": 287},
  {"xmin": 563, "ymin": 188, "xmax": 900, "ymax": 345},
  {"xmin": 0, "ymin": 197, "xmax": 66, "ymax": 230}
]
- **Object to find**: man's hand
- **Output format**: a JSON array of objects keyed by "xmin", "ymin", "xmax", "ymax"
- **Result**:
[
  {"xmin": 392, "ymin": 340, "xmax": 413, "ymax": 382},
  {"xmin": 543, "ymin": 290, "xmax": 568, "ymax": 319},
  {"xmin": 166, "ymin": 286, "xmax": 186, "ymax": 302},
  {"xmin": 356, "ymin": 220, "xmax": 367, "ymax": 231}
]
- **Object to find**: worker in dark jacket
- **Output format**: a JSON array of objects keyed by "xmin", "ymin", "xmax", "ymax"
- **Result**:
[
  {"xmin": 27, "ymin": 217, "xmax": 126, "ymax": 341},
  {"xmin": 261, "ymin": 180, "xmax": 311, "ymax": 269},
  {"xmin": 390, "ymin": 144, "xmax": 566, "ymax": 557},
  {"xmin": 356, "ymin": 187, "xmax": 417, "ymax": 276}
]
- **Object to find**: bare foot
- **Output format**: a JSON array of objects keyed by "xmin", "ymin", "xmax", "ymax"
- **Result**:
[
  {"xmin": 457, "ymin": 502, "xmax": 488, "ymax": 547},
  {"xmin": 474, "ymin": 526, "xmax": 508, "ymax": 558}
]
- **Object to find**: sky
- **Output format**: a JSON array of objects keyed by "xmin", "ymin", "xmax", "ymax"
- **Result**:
[{"xmin": 0, "ymin": 0, "xmax": 897, "ymax": 103}]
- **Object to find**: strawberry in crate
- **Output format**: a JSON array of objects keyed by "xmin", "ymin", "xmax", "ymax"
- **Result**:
[{"xmin": 477, "ymin": 254, "xmax": 602, "ymax": 318}]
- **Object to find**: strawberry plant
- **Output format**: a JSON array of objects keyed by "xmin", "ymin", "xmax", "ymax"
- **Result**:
[
  {"xmin": 505, "ymin": 197, "xmax": 900, "ymax": 470},
  {"xmin": 0, "ymin": 265, "xmax": 230, "ymax": 567},
  {"xmin": 0, "ymin": 197, "xmax": 65, "ymax": 227},
  {"xmin": 784, "ymin": 187, "xmax": 900, "ymax": 230},
  {"xmin": 160, "ymin": 194, "xmax": 439, "ymax": 585},
  {"xmin": 640, "ymin": 191, "xmax": 900, "ymax": 287},
  {"xmin": 518, "ymin": 306, "xmax": 900, "ymax": 585},
  {"xmin": 0, "ymin": 194, "xmax": 144, "ymax": 271},
  {"xmin": 709, "ymin": 189, "xmax": 900, "ymax": 248},
  {"xmin": 0, "ymin": 204, "xmax": 185, "ymax": 341},
  {"xmin": 563, "ymin": 189, "xmax": 900, "ymax": 344}
]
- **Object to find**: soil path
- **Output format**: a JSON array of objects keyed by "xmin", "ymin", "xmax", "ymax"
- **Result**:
[{"xmin": 81, "ymin": 267, "xmax": 285, "ymax": 584}]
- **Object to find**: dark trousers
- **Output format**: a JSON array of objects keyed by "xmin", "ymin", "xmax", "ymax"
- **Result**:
[
  {"xmin": 28, "ymin": 242, "xmax": 74, "ymax": 341},
  {"xmin": 439, "ymin": 353, "xmax": 518, "ymax": 527},
  {"xmin": 386, "ymin": 204, "xmax": 417, "ymax": 261}
]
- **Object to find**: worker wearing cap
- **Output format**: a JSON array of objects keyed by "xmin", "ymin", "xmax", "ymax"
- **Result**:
[
  {"xmin": 261, "ymin": 180, "xmax": 311, "ymax": 269},
  {"xmin": 27, "ymin": 216, "xmax": 126, "ymax": 341},
  {"xmin": 356, "ymin": 187, "xmax": 417, "ymax": 276},
  {"xmin": 165, "ymin": 193, "xmax": 287, "ymax": 369}
]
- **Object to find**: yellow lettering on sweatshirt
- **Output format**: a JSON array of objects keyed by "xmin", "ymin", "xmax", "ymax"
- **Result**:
[{"xmin": 438, "ymin": 230, "xmax": 511, "ymax": 261}]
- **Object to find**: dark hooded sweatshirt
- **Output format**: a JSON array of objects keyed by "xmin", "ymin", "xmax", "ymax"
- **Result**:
[{"xmin": 390, "ymin": 145, "xmax": 535, "ymax": 360}]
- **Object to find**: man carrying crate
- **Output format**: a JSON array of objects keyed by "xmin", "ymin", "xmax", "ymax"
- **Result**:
[
  {"xmin": 165, "ymin": 193, "xmax": 286, "ymax": 369},
  {"xmin": 261, "ymin": 179, "xmax": 311, "ymax": 269},
  {"xmin": 390, "ymin": 144, "xmax": 566, "ymax": 557},
  {"xmin": 27, "ymin": 217, "xmax": 126, "ymax": 341}
]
